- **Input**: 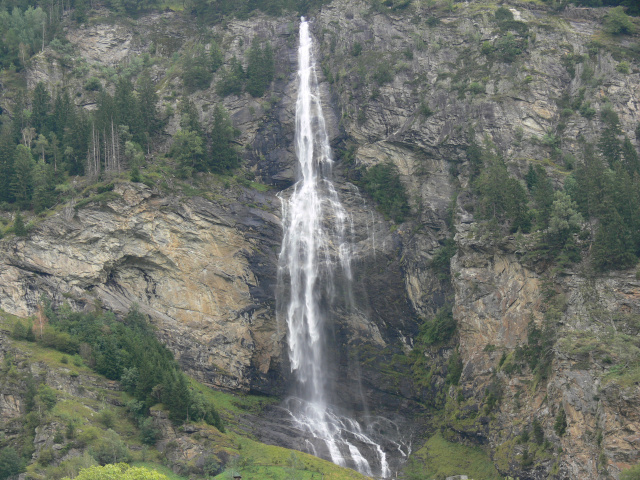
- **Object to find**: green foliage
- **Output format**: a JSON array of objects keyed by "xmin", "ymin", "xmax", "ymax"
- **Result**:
[
  {"xmin": 513, "ymin": 318, "xmax": 556, "ymax": 382},
  {"xmin": 403, "ymin": 434, "xmax": 502, "ymax": 480},
  {"xmin": 446, "ymin": 349, "xmax": 463, "ymax": 386},
  {"xmin": 604, "ymin": 6, "xmax": 635, "ymax": 35},
  {"xmin": 494, "ymin": 6, "xmax": 514, "ymax": 22},
  {"xmin": 617, "ymin": 61, "xmax": 631, "ymax": 74},
  {"xmin": 0, "ymin": 447, "xmax": 24, "ymax": 480},
  {"xmin": 360, "ymin": 163, "xmax": 410, "ymax": 223},
  {"xmin": 430, "ymin": 239, "xmax": 457, "ymax": 281},
  {"xmin": 621, "ymin": 463, "xmax": 640, "ymax": 480},
  {"xmin": 472, "ymin": 144, "xmax": 531, "ymax": 233},
  {"xmin": 84, "ymin": 77, "xmax": 103, "ymax": 91},
  {"xmin": 532, "ymin": 418, "xmax": 544, "ymax": 445},
  {"xmin": 64, "ymin": 463, "xmax": 169, "ymax": 480},
  {"xmin": 554, "ymin": 408, "xmax": 567, "ymax": 436},
  {"xmin": 417, "ymin": 305, "xmax": 456, "ymax": 346},
  {"xmin": 13, "ymin": 212, "xmax": 27, "ymax": 236},
  {"xmin": 34, "ymin": 303, "xmax": 224, "ymax": 431},
  {"xmin": 591, "ymin": 200, "xmax": 637, "ymax": 271},
  {"xmin": 171, "ymin": 129, "xmax": 205, "ymax": 178},
  {"xmin": 209, "ymin": 104, "xmax": 240, "ymax": 173},
  {"xmin": 182, "ymin": 45, "xmax": 213, "ymax": 93},
  {"xmin": 216, "ymin": 57, "xmax": 245, "ymax": 97},
  {"xmin": 246, "ymin": 39, "xmax": 274, "ymax": 97}
]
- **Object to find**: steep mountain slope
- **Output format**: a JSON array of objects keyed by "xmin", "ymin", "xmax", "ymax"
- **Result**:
[{"xmin": 0, "ymin": 0, "xmax": 639, "ymax": 479}]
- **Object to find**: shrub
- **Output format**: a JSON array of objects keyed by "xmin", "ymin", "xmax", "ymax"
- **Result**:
[
  {"xmin": 418, "ymin": 305, "xmax": 456, "ymax": 346},
  {"xmin": 11, "ymin": 321, "xmax": 27, "ymax": 340},
  {"xmin": 604, "ymin": 7, "xmax": 635, "ymax": 35},
  {"xmin": 351, "ymin": 42, "xmax": 362, "ymax": 57},
  {"xmin": 360, "ymin": 163, "xmax": 410, "ymax": 222},
  {"xmin": 0, "ymin": 447, "xmax": 24, "ymax": 480},
  {"xmin": 84, "ymin": 77, "xmax": 102, "ymax": 91},
  {"xmin": 446, "ymin": 349, "xmax": 463, "ymax": 385},
  {"xmin": 89, "ymin": 429, "xmax": 129, "ymax": 465},
  {"xmin": 468, "ymin": 81, "xmax": 484, "ymax": 94},
  {"xmin": 617, "ymin": 61, "xmax": 630, "ymax": 74},
  {"xmin": 494, "ymin": 33, "xmax": 524, "ymax": 63},
  {"xmin": 621, "ymin": 463, "xmax": 640, "ymax": 480},
  {"xmin": 494, "ymin": 6, "xmax": 514, "ymax": 22}
]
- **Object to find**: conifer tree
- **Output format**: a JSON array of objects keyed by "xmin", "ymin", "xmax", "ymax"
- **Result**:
[
  {"xmin": 622, "ymin": 136, "xmax": 640, "ymax": 176},
  {"xmin": 246, "ymin": 38, "xmax": 274, "ymax": 97},
  {"xmin": 13, "ymin": 211, "xmax": 27, "ymax": 236},
  {"xmin": 136, "ymin": 70, "xmax": 161, "ymax": 146},
  {"xmin": 0, "ymin": 126, "xmax": 15, "ymax": 204},
  {"xmin": 33, "ymin": 159, "xmax": 55, "ymax": 213},
  {"xmin": 11, "ymin": 145, "xmax": 35, "ymax": 209},
  {"xmin": 592, "ymin": 200, "xmax": 637, "ymax": 271},
  {"xmin": 209, "ymin": 104, "xmax": 239, "ymax": 173},
  {"xmin": 31, "ymin": 81, "xmax": 51, "ymax": 134},
  {"xmin": 598, "ymin": 107, "xmax": 623, "ymax": 167}
]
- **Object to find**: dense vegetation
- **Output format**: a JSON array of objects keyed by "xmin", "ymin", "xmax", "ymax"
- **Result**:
[
  {"xmin": 12, "ymin": 302, "xmax": 223, "ymax": 430},
  {"xmin": 466, "ymin": 107, "xmax": 640, "ymax": 273},
  {"xmin": 359, "ymin": 163, "xmax": 410, "ymax": 223}
]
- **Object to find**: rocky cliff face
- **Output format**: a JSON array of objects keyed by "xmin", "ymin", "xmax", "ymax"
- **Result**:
[{"xmin": 1, "ymin": 1, "xmax": 640, "ymax": 479}]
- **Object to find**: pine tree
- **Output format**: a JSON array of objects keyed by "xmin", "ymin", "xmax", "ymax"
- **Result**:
[
  {"xmin": 598, "ymin": 107, "xmax": 623, "ymax": 167},
  {"xmin": 216, "ymin": 57, "xmax": 245, "ymax": 97},
  {"xmin": 246, "ymin": 38, "xmax": 274, "ymax": 97},
  {"xmin": 33, "ymin": 159, "xmax": 55, "ymax": 213},
  {"xmin": 170, "ymin": 129, "xmax": 205, "ymax": 178},
  {"xmin": 547, "ymin": 191, "xmax": 583, "ymax": 250},
  {"xmin": 209, "ymin": 104, "xmax": 239, "ymax": 173},
  {"xmin": 136, "ymin": 70, "xmax": 161, "ymax": 147},
  {"xmin": 11, "ymin": 144, "xmax": 35, "ymax": 209},
  {"xmin": 13, "ymin": 211, "xmax": 27, "ymax": 236},
  {"xmin": 210, "ymin": 41, "xmax": 223, "ymax": 72},
  {"xmin": 592, "ymin": 200, "xmax": 637, "ymax": 271},
  {"xmin": 182, "ymin": 44, "xmax": 213, "ymax": 93},
  {"xmin": 31, "ymin": 81, "xmax": 51, "ymax": 134},
  {"xmin": 0, "ymin": 126, "xmax": 15, "ymax": 204},
  {"xmin": 622, "ymin": 136, "xmax": 640, "ymax": 176}
]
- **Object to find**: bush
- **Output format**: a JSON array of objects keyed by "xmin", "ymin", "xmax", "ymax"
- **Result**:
[
  {"xmin": 360, "ymin": 163, "xmax": 410, "ymax": 222},
  {"xmin": 604, "ymin": 7, "xmax": 635, "ymax": 35},
  {"xmin": 493, "ymin": 33, "xmax": 524, "ymax": 63},
  {"xmin": 617, "ymin": 61, "xmax": 630, "ymax": 74},
  {"xmin": 621, "ymin": 463, "xmax": 640, "ymax": 480},
  {"xmin": 216, "ymin": 57, "xmax": 245, "ymax": 97},
  {"xmin": 418, "ymin": 305, "xmax": 456, "ymax": 346},
  {"xmin": 0, "ymin": 447, "xmax": 24, "ymax": 480},
  {"xmin": 11, "ymin": 321, "xmax": 27, "ymax": 340},
  {"xmin": 494, "ymin": 6, "xmax": 514, "ymax": 22},
  {"xmin": 84, "ymin": 77, "xmax": 102, "ymax": 91},
  {"xmin": 89, "ymin": 429, "xmax": 130, "ymax": 465}
]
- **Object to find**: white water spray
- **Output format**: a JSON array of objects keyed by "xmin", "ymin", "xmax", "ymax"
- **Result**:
[{"xmin": 276, "ymin": 18, "xmax": 391, "ymax": 478}]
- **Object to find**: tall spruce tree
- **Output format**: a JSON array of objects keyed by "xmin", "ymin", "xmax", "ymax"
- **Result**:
[
  {"xmin": 209, "ymin": 104, "xmax": 239, "ymax": 173},
  {"xmin": 31, "ymin": 82, "xmax": 51, "ymax": 134},
  {"xmin": 11, "ymin": 144, "xmax": 34, "ymax": 209},
  {"xmin": 592, "ymin": 200, "xmax": 637, "ymax": 271},
  {"xmin": 598, "ymin": 107, "xmax": 623, "ymax": 167}
]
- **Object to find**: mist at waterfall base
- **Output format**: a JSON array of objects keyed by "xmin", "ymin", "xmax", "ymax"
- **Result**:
[{"xmin": 274, "ymin": 18, "xmax": 409, "ymax": 478}]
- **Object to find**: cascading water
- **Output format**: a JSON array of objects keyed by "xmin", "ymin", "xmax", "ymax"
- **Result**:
[{"xmin": 276, "ymin": 17, "xmax": 397, "ymax": 478}]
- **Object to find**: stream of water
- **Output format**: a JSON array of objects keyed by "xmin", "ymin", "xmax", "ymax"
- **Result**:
[{"xmin": 276, "ymin": 18, "xmax": 395, "ymax": 478}]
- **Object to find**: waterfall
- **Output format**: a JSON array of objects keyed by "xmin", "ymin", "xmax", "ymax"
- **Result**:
[{"xmin": 276, "ymin": 17, "xmax": 391, "ymax": 478}]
